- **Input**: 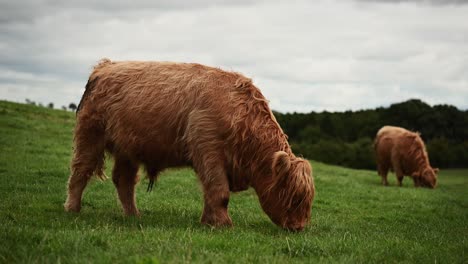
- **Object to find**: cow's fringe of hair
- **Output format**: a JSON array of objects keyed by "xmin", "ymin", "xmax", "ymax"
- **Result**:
[
  {"xmin": 288, "ymin": 159, "xmax": 313, "ymax": 209},
  {"xmin": 269, "ymin": 158, "xmax": 313, "ymax": 210}
]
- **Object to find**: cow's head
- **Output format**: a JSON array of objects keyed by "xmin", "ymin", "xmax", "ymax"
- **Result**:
[
  {"xmin": 413, "ymin": 167, "xmax": 438, "ymax": 188},
  {"xmin": 257, "ymin": 151, "xmax": 315, "ymax": 231}
]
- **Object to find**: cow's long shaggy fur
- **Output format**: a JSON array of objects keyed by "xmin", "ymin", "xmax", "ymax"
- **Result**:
[
  {"xmin": 374, "ymin": 126, "xmax": 438, "ymax": 188},
  {"xmin": 65, "ymin": 59, "xmax": 315, "ymax": 230}
]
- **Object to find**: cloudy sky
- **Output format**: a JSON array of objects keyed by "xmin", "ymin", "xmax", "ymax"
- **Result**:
[{"xmin": 1, "ymin": 0, "xmax": 467, "ymax": 113}]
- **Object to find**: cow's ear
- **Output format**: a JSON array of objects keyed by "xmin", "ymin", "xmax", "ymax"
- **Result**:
[
  {"xmin": 433, "ymin": 168, "xmax": 439, "ymax": 174},
  {"xmin": 272, "ymin": 151, "xmax": 291, "ymax": 181}
]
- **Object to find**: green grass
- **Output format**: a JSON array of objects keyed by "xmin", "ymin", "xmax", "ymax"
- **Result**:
[{"xmin": 0, "ymin": 100, "xmax": 467, "ymax": 263}]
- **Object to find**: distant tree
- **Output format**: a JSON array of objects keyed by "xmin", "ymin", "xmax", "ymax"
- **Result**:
[
  {"xmin": 38, "ymin": 103, "xmax": 44, "ymax": 107},
  {"xmin": 25, "ymin": 99, "xmax": 36, "ymax": 106},
  {"xmin": 319, "ymin": 113, "xmax": 335, "ymax": 137},
  {"xmin": 427, "ymin": 138, "xmax": 453, "ymax": 168},
  {"xmin": 48, "ymin": 103, "xmax": 54, "ymax": 109},
  {"xmin": 452, "ymin": 141, "xmax": 468, "ymax": 167},
  {"xmin": 69, "ymin": 103, "xmax": 77, "ymax": 112},
  {"xmin": 61, "ymin": 106, "xmax": 67, "ymax": 111},
  {"xmin": 298, "ymin": 125, "xmax": 321, "ymax": 144}
]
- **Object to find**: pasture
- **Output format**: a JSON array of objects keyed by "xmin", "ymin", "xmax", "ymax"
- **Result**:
[{"xmin": 0, "ymin": 100, "xmax": 466, "ymax": 263}]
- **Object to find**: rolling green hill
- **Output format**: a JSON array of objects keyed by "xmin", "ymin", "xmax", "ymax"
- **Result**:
[{"xmin": 0, "ymin": 100, "xmax": 466, "ymax": 263}]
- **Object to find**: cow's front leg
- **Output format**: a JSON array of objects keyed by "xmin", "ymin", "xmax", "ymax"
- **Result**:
[
  {"xmin": 192, "ymin": 154, "xmax": 232, "ymax": 227},
  {"xmin": 412, "ymin": 176, "xmax": 421, "ymax": 187},
  {"xmin": 391, "ymin": 156, "xmax": 404, "ymax": 187},
  {"xmin": 395, "ymin": 169, "xmax": 404, "ymax": 187},
  {"xmin": 186, "ymin": 111, "xmax": 233, "ymax": 227},
  {"xmin": 200, "ymin": 178, "xmax": 232, "ymax": 227}
]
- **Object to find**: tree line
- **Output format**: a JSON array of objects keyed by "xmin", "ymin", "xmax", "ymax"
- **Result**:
[
  {"xmin": 274, "ymin": 99, "xmax": 468, "ymax": 169},
  {"xmin": 25, "ymin": 99, "xmax": 77, "ymax": 111}
]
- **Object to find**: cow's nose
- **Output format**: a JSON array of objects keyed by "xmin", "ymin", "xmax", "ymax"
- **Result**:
[{"xmin": 285, "ymin": 222, "xmax": 305, "ymax": 232}]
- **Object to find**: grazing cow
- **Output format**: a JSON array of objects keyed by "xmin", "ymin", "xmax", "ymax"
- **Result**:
[
  {"xmin": 64, "ymin": 59, "xmax": 315, "ymax": 231},
  {"xmin": 374, "ymin": 126, "xmax": 438, "ymax": 188}
]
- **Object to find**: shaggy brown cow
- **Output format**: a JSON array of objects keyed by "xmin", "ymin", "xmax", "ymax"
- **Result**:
[
  {"xmin": 374, "ymin": 126, "xmax": 438, "ymax": 188},
  {"xmin": 64, "ymin": 59, "xmax": 315, "ymax": 231}
]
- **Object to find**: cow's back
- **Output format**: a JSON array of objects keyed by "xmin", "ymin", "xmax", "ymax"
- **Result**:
[
  {"xmin": 375, "ymin": 126, "xmax": 410, "ymax": 160},
  {"xmin": 376, "ymin": 126, "xmax": 408, "ymax": 140},
  {"xmin": 79, "ymin": 61, "xmax": 245, "ymax": 164}
]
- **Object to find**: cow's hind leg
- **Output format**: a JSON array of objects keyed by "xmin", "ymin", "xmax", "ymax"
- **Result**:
[
  {"xmin": 378, "ymin": 163, "xmax": 389, "ymax": 186},
  {"xmin": 65, "ymin": 117, "xmax": 106, "ymax": 212},
  {"xmin": 112, "ymin": 156, "xmax": 140, "ymax": 216}
]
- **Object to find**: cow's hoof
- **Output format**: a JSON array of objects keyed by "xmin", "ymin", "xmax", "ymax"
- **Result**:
[
  {"xmin": 64, "ymin": 202, "xmax": 81, "ymax": 213},
  {"xmin": 201, "ymin": 213, "xmax": 233, "ymax": 227},
  {"xmin": 124, "ymin": 209, "xmax": 141, "ymax": 217}
]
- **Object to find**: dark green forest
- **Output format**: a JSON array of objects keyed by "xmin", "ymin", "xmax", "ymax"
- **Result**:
[{"xmin": 274, "ymin": 99, "xmax": 468, "ymax": 169}]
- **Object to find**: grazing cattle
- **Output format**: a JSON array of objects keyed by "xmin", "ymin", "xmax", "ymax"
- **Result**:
[
  {"xmin": 374, "ymin": 126, "xmax": 438, "ymax": 188},
  {"xmin": 64, "ymin": 59, "xmax": 315, "ymax": 231}
]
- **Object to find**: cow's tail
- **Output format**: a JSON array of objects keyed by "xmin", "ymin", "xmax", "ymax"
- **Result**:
[
  {"xmin": 373, "ymin": 136, "xmax": 378, "ymax": 152},
  {"xmin": 373, "ymin": 133, "xmax": 382, "ymax": 170},
  {"xmin": 76, "ymin": 77, "xmax": 96, "ymax": 115},
  {"xmin": 76, "ymin": 58, "xmax": 112, "ymax": 115}
]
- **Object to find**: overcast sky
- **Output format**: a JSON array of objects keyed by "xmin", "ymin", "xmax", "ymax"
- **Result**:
[{"xmin": 0, "ymin": 0, "xmax": 467, "ymax": 113}]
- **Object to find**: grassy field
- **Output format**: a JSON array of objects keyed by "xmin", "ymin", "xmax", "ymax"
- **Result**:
[{"xmin": 0, "ymin": 100, "xmax": 467, "ymax": 263}]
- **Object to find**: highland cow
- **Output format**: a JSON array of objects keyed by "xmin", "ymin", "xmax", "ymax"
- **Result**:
[
  {"xmin": 374, "ymin": 126, "xmax": 438, "ymax": 188},
  {"xmin": 64, "ymin": 59, "xmax": 315, "ymax": 231}
]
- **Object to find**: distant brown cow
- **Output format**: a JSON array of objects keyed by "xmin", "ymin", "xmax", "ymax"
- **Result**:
[
  {"xmin": 374, "ymin": 126, "xmax": 438, "ymax": 188},
  {"xmin": 64, "ymin": 59, "xmax": 315, "ymax": 231}
]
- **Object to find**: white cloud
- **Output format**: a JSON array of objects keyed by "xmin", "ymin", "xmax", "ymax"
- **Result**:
[{"xmin": 0, "ymin": 0, "xmax": 467, "ymax": 112}]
